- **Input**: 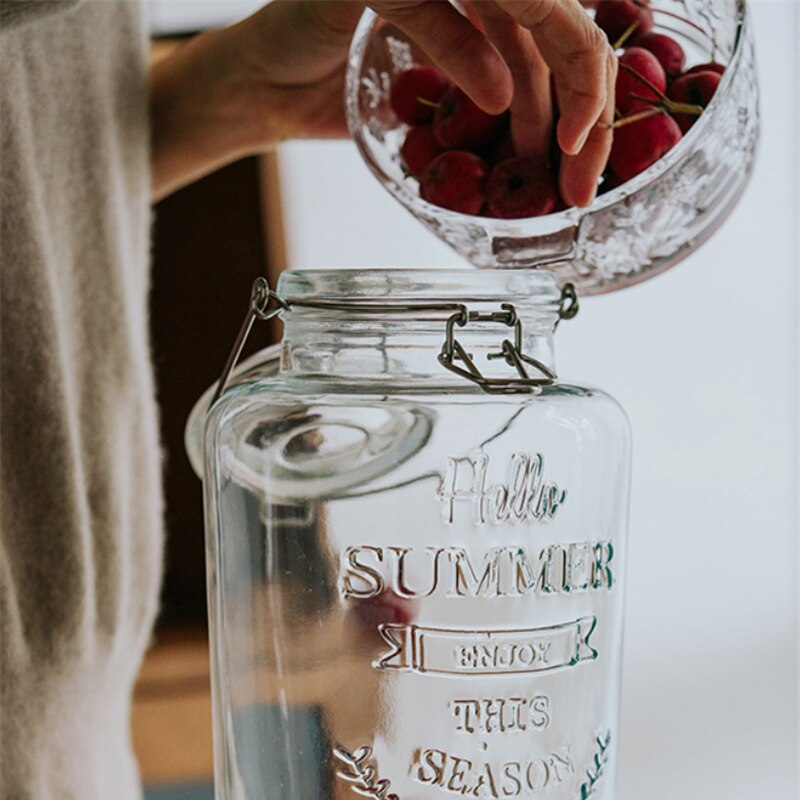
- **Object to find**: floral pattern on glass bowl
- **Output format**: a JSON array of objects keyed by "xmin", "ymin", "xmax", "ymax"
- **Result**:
[{"xmin": 345, "ymin": 0, "xmax": 759, "ymax": 296}]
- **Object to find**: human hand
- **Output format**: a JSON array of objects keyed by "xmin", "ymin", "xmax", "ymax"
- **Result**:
[
  {"xmin": 151, "ymin": 0, "xmax": 615, "ymax": 208},
  {"xmin": 367, "ymin": 0, "xmax": 616, "ymax": 206}
]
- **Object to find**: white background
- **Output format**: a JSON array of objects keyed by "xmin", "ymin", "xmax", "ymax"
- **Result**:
[{"xmin": 153, "ymin": 2, "xmax": 799, "ymax": 796}]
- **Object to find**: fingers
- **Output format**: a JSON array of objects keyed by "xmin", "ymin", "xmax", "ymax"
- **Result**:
[
  {"xmin": 488, "ymin": 0, "xmax": 615, "ymax": 205},
  {"xmin": 367, "ymin": 0, "xmax": 514, "ymax": 113},
  {"xmin": 558, "ymin": 48, "xmax": 615, "ymax": 206},
  {"xmin": 495, "ymin": 0, "xmax": 613, "ymax": 157},
  {"xmin": 470, "ymin": 2, "xmax": 552, "ymax": 161},
  {"xmin": 368, "ymin": 0, "xmax": 614, "ymax": 207}
]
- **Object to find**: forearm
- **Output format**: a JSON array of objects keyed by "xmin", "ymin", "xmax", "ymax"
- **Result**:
[{"xmin": 149, "ymin": 26, "xmax": 266, "ymax": 202}]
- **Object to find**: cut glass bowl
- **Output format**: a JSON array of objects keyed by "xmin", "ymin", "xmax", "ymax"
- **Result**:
[{"xmin": 345, "ymin": 0, "xmax": 759, "ymax": 295}]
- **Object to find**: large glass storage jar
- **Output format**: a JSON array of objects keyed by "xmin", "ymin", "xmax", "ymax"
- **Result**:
[{"xmin": 203, "ymin": 269, "xmax": 631, "ymax": 800}]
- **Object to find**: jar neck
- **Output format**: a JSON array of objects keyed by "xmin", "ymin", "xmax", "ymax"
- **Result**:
[{"xmin": 279, "ymin": 305, "xmax": 558, "ymax": 386}]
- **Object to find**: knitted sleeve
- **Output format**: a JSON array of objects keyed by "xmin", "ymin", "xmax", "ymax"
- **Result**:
[{"xmin": 0, "ymin": 0, "xmax": 83, "ymax": 31}]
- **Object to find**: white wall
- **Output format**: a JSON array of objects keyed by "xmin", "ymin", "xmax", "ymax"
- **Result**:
[
  {"xmin": 148, "ymin": 0, "xmax": 263, "ymax": 36},
  {"xmin": 278, "ymin": 3, "xmax": 799, "ymax": 798}
]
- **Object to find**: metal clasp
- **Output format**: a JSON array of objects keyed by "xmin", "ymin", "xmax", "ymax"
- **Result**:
[
  {"xmin": 438, "ymin": 303, "xmax": 556, "ymax": 394},
  {"xmin": 209, "ymin": 277, "xmax": 287, "ymax": 407}
]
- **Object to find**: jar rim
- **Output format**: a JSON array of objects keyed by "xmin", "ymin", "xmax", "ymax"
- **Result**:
[{"xmin": 277, "ymin": 268, "xmax": 562, "ymax": 308}]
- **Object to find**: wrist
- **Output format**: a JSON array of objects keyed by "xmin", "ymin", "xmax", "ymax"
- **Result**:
[{"xmin": 150, "ymin": 26, "xmax": 273, "ymax": 200}]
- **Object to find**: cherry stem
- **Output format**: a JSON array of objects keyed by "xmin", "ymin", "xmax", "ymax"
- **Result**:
[
  {"xmin": 605, "ymin": 106, "xmax": 665, "ymax": 130},
  {"xmin": 416, "ymin": 97, "xmax": 441, "ymax": 110},
  {"xmin": 619, "ymin": 61, "xmax": 670, "ymax": 102},
  {"xmin": 629, "ymin": 93, "xmax": 705, "ymax": 116},
  {"xmin": 612, "ymin": 20, "xmax": 640, "ymax": 51}
]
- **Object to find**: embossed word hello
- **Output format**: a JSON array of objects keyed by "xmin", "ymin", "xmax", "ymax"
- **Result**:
[{"xmin": 437, "ymin": 453, "xmax": 566, "ymax": 526}]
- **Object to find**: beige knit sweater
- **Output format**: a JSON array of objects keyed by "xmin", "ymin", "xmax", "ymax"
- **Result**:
[{"xmin": 1, "ymin": 2, "xmax": 163, "ymax": 797}]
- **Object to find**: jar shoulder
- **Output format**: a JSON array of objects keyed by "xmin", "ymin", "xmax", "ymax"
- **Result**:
[
  {"xmin": 546, "ymin": 382, "xmax": 631, "ymax": 434},
  {"xmin": 209, "ymin": 378, "xmax": 631, "ymax": 442},
  {"xmin": 205, "ymin": 377, "xmax": 631, "ymax": 506}
]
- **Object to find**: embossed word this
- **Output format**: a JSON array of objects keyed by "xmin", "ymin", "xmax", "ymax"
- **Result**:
[
  {"xmin": 452, "ymin": 696, "xmax": 551, "ymax": 734},
  {"xmin": 438, "ymin": 453, "xmax": 566, "ymax": 526}
]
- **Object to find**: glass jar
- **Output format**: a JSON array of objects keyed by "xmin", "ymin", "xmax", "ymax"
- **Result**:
[{"xmin": 201, "ymin": 269, "xmax": 631, "ymax": 800}]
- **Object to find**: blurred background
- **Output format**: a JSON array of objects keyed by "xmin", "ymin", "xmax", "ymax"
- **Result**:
[{"xmin": 141, "ymin": 2, "xmax": 798, "ymax": 798}]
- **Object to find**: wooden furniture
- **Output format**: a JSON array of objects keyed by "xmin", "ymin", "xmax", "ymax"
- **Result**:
[
  {"xmin": 132, "ymin": 628, "xmax": 214, "ymax": 784},
  {"xmin": 133, "ymin": 141, "xmax": 286, "ymax": 784}
]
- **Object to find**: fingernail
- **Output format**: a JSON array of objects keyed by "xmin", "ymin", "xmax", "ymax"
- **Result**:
[{"xmin": 573, "ymin": 129, "xmax": 589, "ymax": 154}]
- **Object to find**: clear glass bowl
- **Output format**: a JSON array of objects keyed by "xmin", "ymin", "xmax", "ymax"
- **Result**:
[{"xmin": 345, "ymin": 0, "xmax": 759, "ymax": 295}]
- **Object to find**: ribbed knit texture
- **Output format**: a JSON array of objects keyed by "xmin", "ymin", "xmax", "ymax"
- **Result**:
[{"xmin": 1, "ymin": 2, "xmax": 163, "ymax": 797}]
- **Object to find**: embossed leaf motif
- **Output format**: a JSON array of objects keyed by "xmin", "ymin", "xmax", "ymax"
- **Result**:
[
  {"xmin": 333, "ymin": 745, "xmax": 399, "ymax": 800},
  {"xmin": 385, "ymin": 35, "xmax": 415, "ymax": 72},
  {"xmin": 366, "ymin": 115, "xmax": 387, "ymax": 144},
  {"xmin": 361, "ymin": 67, "xmax": 391, "ymax": 110},
  {"xmin": 579, "ymin": 208, "xmax": 652, "ymax": 278},
  {"xmin": 579, "ymin": 731, "xmax": 612, "ymax": 799}
]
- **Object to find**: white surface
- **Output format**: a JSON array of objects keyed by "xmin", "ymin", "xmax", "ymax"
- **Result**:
[
  {"xmin": 148, "ymin": 1, "xmax": 262, "ymax": 36},
  {"xmin": 277, "ymin": 3, "xmax": 799, "ymax": 797}
]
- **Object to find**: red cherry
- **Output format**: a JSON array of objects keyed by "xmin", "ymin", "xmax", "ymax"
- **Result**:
[
  {"xmin": 595, "ymin": 0, "xmax": 654, "ymax": 45},
  {"xmin": 486, "ymin": 157, "xmax": 560, "ymax": 219},
  {"xmin": 667, "ymin": 70, "xmax": 721, "ymax": 132},
  {"xmin": 433, "ymin": 86, "xmax": 507, "ymax": 152},
  {"xmin": 400, "ymin": 125, "xmax": 441, "ymax": 175},
  {"xmin": 631, "ymin": 32, "xmax": 686, "ymax": 79},
  {"xmin": 609, "ymin": 111, "xmax": 682, "ymax": 181},
  {"xmin": 389, "ymin": 66, "xmax": 450, "ymax": 125},
  {"xmin": 685, "ymin": 61, "xmax": 726, "ymax": 77},
  {"xmin": 350, "ymin": 591, "xmax": 414, "ymax": 629},
  {"xmin": 421, "ymin": 151, "xmax": 488, "ymax": 215},
  {"xmin": 616, "ymin": 47, "xmax": 667, "ymax": 113}
]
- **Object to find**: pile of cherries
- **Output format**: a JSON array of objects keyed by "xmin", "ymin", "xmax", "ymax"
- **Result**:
[{"xmin": 389, "ymin": 0, "xmax": 725, "ymax": 219}]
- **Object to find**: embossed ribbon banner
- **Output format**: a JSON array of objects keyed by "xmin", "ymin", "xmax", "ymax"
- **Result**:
[{"xmin": 375, "ymin": 616, "xmax": 598, "ymax": 676}]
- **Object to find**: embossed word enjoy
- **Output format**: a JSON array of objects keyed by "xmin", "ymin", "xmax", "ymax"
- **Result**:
[
  {"xmin": 374, "ymin": 617, "xmax": 597, "ymax": 676},
  {"xmin": 438, "ymin": 452, "xmax": 566, "ymax": 526}
]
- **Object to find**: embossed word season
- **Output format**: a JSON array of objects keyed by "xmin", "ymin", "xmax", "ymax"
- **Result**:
[{"xmin": 412, "ymin": 743, "xmax": 575, "ymax": 798}]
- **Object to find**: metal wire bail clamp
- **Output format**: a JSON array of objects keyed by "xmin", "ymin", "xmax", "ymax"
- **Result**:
[
  {"xmin": 211, "ymin": 276, "xmax": 580, "ymax": 406},
  {"xmin": 437, "ymin": 303, "xmax": 557, "ymax": 394},
  {"xmin": 209, "ymin": 277, "xmax": 287, "ymax": 407}
]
